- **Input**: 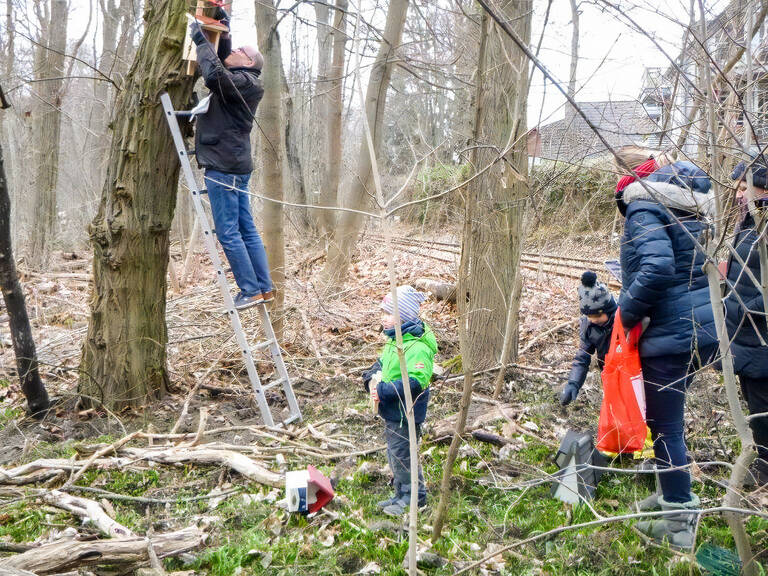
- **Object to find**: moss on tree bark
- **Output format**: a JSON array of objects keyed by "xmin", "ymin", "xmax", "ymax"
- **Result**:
[{"xmin": 79, "ymin": 0, "xmax": 195, "ymax": 409}]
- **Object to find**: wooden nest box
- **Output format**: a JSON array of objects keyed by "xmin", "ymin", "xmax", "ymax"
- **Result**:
[{"xmin": 183, "ymin": 0, "xmax": 229, "ymax": 76}]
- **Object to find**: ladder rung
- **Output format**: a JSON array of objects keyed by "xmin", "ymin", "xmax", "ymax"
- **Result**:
[
  {"xmin": 283, "ymin": 413, "xmax": 301, "ymax": 425},
  {"xmin": 253, "ymin": 338, "xmax": 275, "ymax": 352},
  {"xmin": 261, "ymin": 377, "xmax": 285, "ymax": 392}
]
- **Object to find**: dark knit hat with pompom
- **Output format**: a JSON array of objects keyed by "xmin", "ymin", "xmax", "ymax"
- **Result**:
[{"xmin": 577, "ymin": 270, "xmax": 617, "ymax": 316}]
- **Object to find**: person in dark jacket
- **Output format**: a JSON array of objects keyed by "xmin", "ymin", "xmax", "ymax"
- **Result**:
[
  {"xmin": 724, "ymin": 151, "xmax": 768, "ymax": 486},
  {"xmin": 190, "ymin": 17, "xmax": 272, "ymax": 310},
  {"xmin": 362, "ymin": 286, "xmax": 437, "ymax": 517},
  {"xmin": 560, "ymin": 271, "xmax": 617, "ymax": 406},
  {"xmin": 614, "ymin": 148, "xmax": 718, "ymax": 549}
]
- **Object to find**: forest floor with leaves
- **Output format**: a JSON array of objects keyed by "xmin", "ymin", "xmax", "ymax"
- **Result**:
[{"xmin": 0, "ymin": 226, "xmax": 766, "ymax": 575}]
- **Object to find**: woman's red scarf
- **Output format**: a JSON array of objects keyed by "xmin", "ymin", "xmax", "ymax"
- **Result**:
[{"xmin": 615, "ymin": 158, "xmax": 658, "ymax": 194}]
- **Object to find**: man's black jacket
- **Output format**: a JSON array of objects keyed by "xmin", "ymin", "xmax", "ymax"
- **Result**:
[{"xmin": 194, "ymin": 37, "xmax": 263, "ymax": 174}]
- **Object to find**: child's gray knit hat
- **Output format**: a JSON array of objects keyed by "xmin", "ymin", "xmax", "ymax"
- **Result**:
[
  {"xmin": 578, "ymin": 271, "xmax": 615, "ymax": 315},
  {"xmin": 381, "ymin": 285, "xmax": 426, "ymax": 324}
]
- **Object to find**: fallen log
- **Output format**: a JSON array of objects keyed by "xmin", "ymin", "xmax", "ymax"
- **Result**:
[
  {"xmin": 0, "ymin": 527, "xmax": 205, "ymax": 574},
  {"xmin": 471, "ymin": 430, "xmax": 512, "ymax": 447},
  {"xmin": 121, "ymin": 446, "xmax": 283, "ymax": 488},
  {"xmin": 413, "ymin": 278, "xmax": 456, "ymax": 303},
  {"xmin": 0, "ymin": 567, "xmax": 38, "ymax": 576},
  {"xmin": 432, "ymin": 402, "xmax": 518, "ymax": 439},
  {"xmin": 0, "ymin": 458, "xmax": 142, "ymax": 485},
  {"xmin": 2, "ymin": 448, "xmax": 282, "ymax": 489}
]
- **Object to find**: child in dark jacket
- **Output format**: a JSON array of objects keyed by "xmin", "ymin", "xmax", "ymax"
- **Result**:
[
  {"xmin": 561, "ymin": 271, "xmax": 617, "ymax": 406},
  {"xmin": 362, "ymin": 286, "xmax": 438, "ymax": 517}
]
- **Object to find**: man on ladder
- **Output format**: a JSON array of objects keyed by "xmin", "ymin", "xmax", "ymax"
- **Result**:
[{"xmin": 189, "ymin": 14, "xmax": 273, "ymax": 310}]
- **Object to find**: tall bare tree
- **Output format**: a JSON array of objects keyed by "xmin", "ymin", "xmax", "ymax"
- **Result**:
[
  {"xmin": 432, "ymin": 11, "xmax": 489, "ymax": 540},
  {"xmin": 321, "ymin": 0, "xmax": 409, "ymax": 287},
  {"xmin": 79, "ymin": 0, "xmax": 195, "ymax": 409},
  {"xmin": 3, "ymin": 0, "xmax": 14, "ymax": 81},
  {"xmin": 255, "ymin": 0, "xmax": 286, "ymax": 335},
  {"xmin": 464, "ymin": 0, "xmax": 531, "ymax": 368},
  {"xmin": 29, "ymin": 0, "xmax": 68, "ymax": 265},
  {"xmin": 568, "ymin": 0, "xmax": 579, "ymax": 101},
  {"xmin": 317, "ymin": 0, "xmax": 348, "ymax": 240},
  {"xmin": 0, "ymin": 90, "xmax": 50, "ymax": 416}
]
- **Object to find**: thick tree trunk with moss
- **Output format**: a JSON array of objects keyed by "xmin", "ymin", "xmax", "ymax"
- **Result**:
[
  {"xmin": 321, "ymin": 0, "xmax": 408, "ymax": 288},
  {"xmin": 466, "ymin": 0, "xmax": 531, "ymax": 368},
  {"xmin": 79, "ymin": 0, "xmax": 195, "ymax": 409},
  {"xmin": 30, "ymin": 0, "xmax": 67, "ymax": 265},
  {"xmin": 255, "ymin": 0, "xmax": 286, "ymax": 336}
]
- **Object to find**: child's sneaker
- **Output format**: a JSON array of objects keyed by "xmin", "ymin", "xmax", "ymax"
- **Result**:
[
  {"xmin": 382, "ymin": 495, "xmax": 427, "ymax": 516},
  {"xmin": 376, "ymin": 495, "xmax": 400, "ymax": 509},
  {"xmin": 233, "ymin": 292, "xmax": 264, "ymax": 310},
  {"xmin": 382, "ymin": 499, "xmax": 407, "ymax": 517}
]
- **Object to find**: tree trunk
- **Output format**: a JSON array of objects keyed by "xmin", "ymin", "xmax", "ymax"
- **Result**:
[
  {"xmin": 318, "ymin": 0, "xmax": 348, "ymax": 240},
  {"xmin": 431, "ymin": 11, "xmax": 489, "ymax": 540},
  {"xmin": 4, "ymin": 0, "xmax": 14, "ymax": 80},
  {"xmin": 280, "ymin": 66, "xmax": 311, "ymax": 232},
  {"xmin": 321, "ymin": 0, "xmax": 409, "ymax": 288},
  {"xmin": 30, "ymin": 0, "xmax": 68, "ymax": 266},
  {"xmin": 567, "ymin": 0, "xmax": 578, "ymax": 101},
  {"xmin": 79, "ymin": 0, "xmax": 196, "ymax": 409},
  {"xmin": 0, "ymin": 95, "xmax": 49, "ymax": 414},
  {"xmin": 466, "ymin": 0, "xmax": 531, "ymax": 368},
  {"xmin": 254, "ymin": 0, "xmax": 286, "ymax": 337}
]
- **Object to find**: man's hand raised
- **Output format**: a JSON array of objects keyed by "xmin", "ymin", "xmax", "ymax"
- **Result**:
[{"xmin": 189, "ymin": 21, "xmax": 207, "ymax": 46}]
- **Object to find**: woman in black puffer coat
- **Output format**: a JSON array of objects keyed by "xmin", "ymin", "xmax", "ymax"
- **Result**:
[
  {"xmin": 614, "ymin": 148, "xmax": 718, "ymax": 549},
  {"xmin": 724, "ymin": 152, "xmax": 768, "ymax": 486}
]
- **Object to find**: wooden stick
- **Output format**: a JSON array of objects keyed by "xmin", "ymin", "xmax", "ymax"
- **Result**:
[
  {"xmin": 40, "ymin": 490, "xmax": 135, "ymax": 538},
  {"xmin": 518, "ymin": 318, "xmax": 578, "ymax": 357},
  {"xmin": 188, "ymin": 407, "xmax": 208, "ymax": 447},
  {"xmin": 68, "ymin": 485, "xmax": 241, "ymax": 504},
  {"xmin": 62, "ymin": 431, "xmax": 140, "ymax": 489}
]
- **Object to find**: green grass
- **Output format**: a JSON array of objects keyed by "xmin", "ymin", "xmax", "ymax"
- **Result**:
[
  {"xmin": 165, "ymin": 423, "xmax": 767, "ymax": 576},
  {"xmin": 2, "ymin": 378, "xmax": 766, "ymax": 575},
  {"xmin": 0, "ymin": 406, "xmax": 23, "ymax": 425}
]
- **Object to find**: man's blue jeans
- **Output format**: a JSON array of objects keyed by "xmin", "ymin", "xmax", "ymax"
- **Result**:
[{"xmin": 204, "ymin": 169, "xmax": 272, "ymax": 297}]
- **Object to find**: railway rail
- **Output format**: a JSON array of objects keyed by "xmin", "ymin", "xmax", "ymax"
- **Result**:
[{"xmin": 365, "ymin": 233, "xmax": 621, "ymax": 287}]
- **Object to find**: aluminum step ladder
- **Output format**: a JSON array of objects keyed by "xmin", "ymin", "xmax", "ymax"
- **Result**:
[{"xmin": 160, "ymin": 92, "xmax": 302, "ymax": 428}]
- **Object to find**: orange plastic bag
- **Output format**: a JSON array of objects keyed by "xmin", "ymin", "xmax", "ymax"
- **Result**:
[{"xmin": 596, "ymin": 311, "xmax": 647, "ymax": 454}]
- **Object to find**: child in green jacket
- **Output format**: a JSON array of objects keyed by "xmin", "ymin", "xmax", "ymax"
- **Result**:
[{"xmin": 362, "ymin": 285, "xmax": 438, "ymax": 516}]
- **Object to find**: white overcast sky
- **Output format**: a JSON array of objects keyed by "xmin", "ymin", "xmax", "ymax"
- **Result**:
[{"xmin": 50, "ymin": 0, "xmax": 727, "ymax": 127}]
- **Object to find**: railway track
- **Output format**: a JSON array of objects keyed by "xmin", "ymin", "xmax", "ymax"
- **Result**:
[{"xmin": 365, "ymin": 233, "xmax": 621, "ymax": 287}]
